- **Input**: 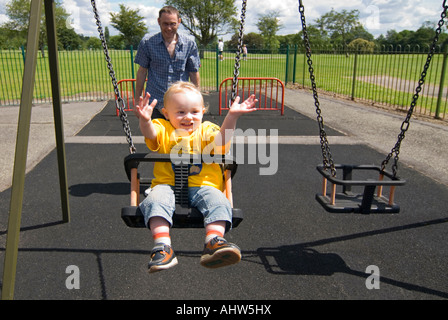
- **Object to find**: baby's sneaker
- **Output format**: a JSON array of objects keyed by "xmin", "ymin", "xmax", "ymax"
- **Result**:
[
  {"xmin": 200, "ymin": 236, "xmax": 241, "ymax": 268},
  {"xmin": 148, "ymin": 244, "xmax": 178, "ymax": 273}
]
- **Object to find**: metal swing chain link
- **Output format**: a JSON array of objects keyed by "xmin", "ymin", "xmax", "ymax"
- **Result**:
[
  {"xmin": 91, "ymin": 0, "xmax": 136, "ymax": 154},
  {"xmin": 230, "ymin": 0, "xmax": 247, "ymax": 106},
  {"xmin": 298, "ymin": 0, "xmax": 336, "ymax": 177},
  {"xmin": 381, "ymin": 0, "xmax": 447, "ymax": 177}
]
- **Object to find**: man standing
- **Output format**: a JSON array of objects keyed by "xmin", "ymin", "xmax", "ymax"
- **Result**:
[
  {"xmin": 218, "ymin": 39, "xmax": 224, "ymax": 61},
  {"xmin": 134, "ymin": 6, "xmax": 201, "ymax": 119}
]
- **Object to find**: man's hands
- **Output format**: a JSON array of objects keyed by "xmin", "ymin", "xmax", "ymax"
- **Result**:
[{"xmin": 133, "ymin": 92, "xmax": 158, "ymax": 122}]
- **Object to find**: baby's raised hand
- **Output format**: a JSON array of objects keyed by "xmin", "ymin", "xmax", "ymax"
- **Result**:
[
  {"xmin": 134, "ymin": 92, "xmax": 157, "ymax": 121},
  {"xmin": 229, "ymin": 94, "xmax": 258, "ymax": 117}
]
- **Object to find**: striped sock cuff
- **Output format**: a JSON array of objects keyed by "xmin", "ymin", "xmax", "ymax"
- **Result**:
[
  {"xmin": 153, "ymin": 232, "xmax": 171, "ymax": 246},
  {"xmin": 205, "ymin": 230, "xmax": 224, "ymax": 243}
]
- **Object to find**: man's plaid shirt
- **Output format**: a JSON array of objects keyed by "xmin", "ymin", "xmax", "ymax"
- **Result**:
[{"xmin": 134, "ymin": 32, "xmax": 201, "ymax": 110}]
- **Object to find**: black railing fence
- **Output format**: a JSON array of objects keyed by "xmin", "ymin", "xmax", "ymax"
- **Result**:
[{"xmin": 1, "ymin": 44, "xmax": 446, "ymax": 120}]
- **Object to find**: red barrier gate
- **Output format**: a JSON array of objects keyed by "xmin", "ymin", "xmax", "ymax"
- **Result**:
[
  {"xmin": 116, "ymin": 77, "xmax": 285, "ymax": 116},
  {"xmin": 115, "ymin": 79, "xmax": 139, "ymax": 116},
  {"xmin": 219, "ymin": 77, "xmax": 284, "ymax": 115}
]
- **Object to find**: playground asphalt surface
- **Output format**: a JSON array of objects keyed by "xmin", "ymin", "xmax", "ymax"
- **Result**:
[{"xmin": 1, "ymin": 89, "xmax": 448, "ymax": 303}]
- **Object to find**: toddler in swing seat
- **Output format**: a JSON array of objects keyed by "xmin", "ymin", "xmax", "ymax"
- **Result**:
[{"xmin": 134, "ymin": 81, "xmax": 257, "ymax": 273}]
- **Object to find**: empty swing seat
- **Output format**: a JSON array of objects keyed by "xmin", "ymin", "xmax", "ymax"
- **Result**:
[
  {"xmin": 315, "ymin": 164, "xmax": 406, "ymax": 214},
  {"xmin": 121, "ymin": 153, "xmax": 243, "ymax": 230}
]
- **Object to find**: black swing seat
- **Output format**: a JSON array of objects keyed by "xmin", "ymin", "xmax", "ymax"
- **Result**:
[
  {"xmin": 315, "ymin": 164, "xmax": 406, "ymax": 214},
  {"xmin": 121, "ymin": 153, "xmax": 243, "ymax": 230}
]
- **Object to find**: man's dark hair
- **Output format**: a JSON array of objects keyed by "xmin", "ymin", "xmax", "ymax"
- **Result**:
[{"xmin": 159, "ymin": 6, "xmax": 180, "ymax": 19}]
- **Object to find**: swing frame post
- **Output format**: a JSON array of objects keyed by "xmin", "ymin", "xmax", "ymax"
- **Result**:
[
  {"xmin": 45, "ymin": 0, "xmax": 70, "ymax": 223},
  {"xmin": 2, "ymin": 0, "xmax": 69, "ymax": 300}
]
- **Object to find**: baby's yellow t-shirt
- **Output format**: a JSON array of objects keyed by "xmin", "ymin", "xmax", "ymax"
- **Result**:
[{"xmin": 146, "ymin": 119, "xmax": 227, "ymax": 191}]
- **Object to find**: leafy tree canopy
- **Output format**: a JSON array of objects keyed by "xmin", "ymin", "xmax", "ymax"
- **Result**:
[
  {"xmin": 110, "ymin": 4, "xmax": 148, "ymax": 49},
  {"xmin": 165, "ymin": 0, "xmax": 237, "ymax": 47}
]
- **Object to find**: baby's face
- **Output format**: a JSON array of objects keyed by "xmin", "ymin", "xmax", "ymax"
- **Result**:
[{"xmin": 162, "ymin": 91, "xmax": 205, "ymax": 134}]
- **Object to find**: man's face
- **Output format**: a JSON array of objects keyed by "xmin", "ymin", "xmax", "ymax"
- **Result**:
[{"xmin": 158, "ymin": 12, "xmax": 181, "ymax": 40}]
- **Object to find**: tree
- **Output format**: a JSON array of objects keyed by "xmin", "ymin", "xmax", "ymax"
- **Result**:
[
  {"xmin": 298, "ymin": 24, "xmax": 329, "ymax": 49},
  {"xmin": 278, "ymin": 34, "xmax": 301, "ymax": 49},
  {"xmin": 108, "ymin": 35, "xmax": 126, "ymax": 50},
  {"xmin": 2, "ymin": 0, "xmax": 80, "ymax": 50},
  {"xmin": 85, "ymin": 37, "xmax": 102, "ymax": 50},
  {"xmin": 166, "ymin": 0, "xmax": 237, "ymax": 48},
  {"xmin": 243, "ymin": 32, "xmax": 265, "ymax": 49},
  {"xmin": 57, "ymin": 27, "xmax": 82, "ymax": 50},
  {"xmin": 413, "ymin": 25, "xmax": 439, "ymax": 48},
  {"xmin": 379, "ymin": 24, "xmax": 443, "ymax": 50},
  {"xmin": 350, "ymin": 25, "xmax": 374, "ymax": 42},
  {"xmin": 227, "ymin": 32, "xmax": 264, "ymax": 50},
  {"xmin": 256, "ymin": 11, "xmax": 282, "ymax": 52},
  {"xmin": 347, "ymin": 38, "xmax": 375, "ymax": 53},
  {"xmin": 315, "ymin": 9, "xmax": 362, "ymax": 46},
  {"xmin": 0, "ymin": 27, "xmax": 24, "ymax": 49},
  {"xmin": 110, "ymin": 4, "xmax": 148, "ymax": 49},
  {"xmin": 3, "ymin": 0, "xmax": 31, "ymax": 36}
]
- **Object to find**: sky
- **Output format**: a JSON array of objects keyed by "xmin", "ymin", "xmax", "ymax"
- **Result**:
[{"xmin": 0, "ymin": 0, "xmax": 446, "ymax": 40}]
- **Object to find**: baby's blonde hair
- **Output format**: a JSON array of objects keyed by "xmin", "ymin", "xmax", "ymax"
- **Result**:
[{"xmin": 163, "ymin": 81, "xmax": 204, "ymax": 109}]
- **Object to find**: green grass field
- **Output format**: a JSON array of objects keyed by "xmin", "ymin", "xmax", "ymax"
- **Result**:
[{"xmin": 1, "ymin": 48, "xmax": 447, "ymax": 118}]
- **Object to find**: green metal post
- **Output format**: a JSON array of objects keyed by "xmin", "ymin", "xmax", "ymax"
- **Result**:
[
  {"xmin": 20, "ymin": 46, "xmax": 26, "ymax": 64},
  {"xmin": 45, "ymin": 0, "xmax": 70, "ymax": 223},
  {"xmin": 216, "ymin": 45, "xmax": 219, "ymax": 91},
  {"xmin": 130, "ymin": 45, "xmax": 135, "ymax": 79},
  {"xmin": 2, "ymin": 0, "xmax": 43, "ymax": 300},
  {"xmin": 292, "ymin": 44, "xmax": 298, "ymax": 84},
  {"xmin": 351, "ymin": 50, "xmax": 358, "ymax": 101},
  {"xmin": 130, "ymin": 45, "xmax": 136, "ymax": 96},
  {"xmin": 302, "ymin": 51, "xmax": 306, "ymax": 87},
  {"xmin": 435, "ymin": 45, "xmax": 448, "ymax": 119},
  {"xmin": 285, "ymin": 45, "xmax": 290, "ymax": 85}
]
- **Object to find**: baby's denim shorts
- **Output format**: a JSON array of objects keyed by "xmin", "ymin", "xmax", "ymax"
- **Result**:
[{"xmin": 139, "ymin": 184, "xmax": 232, "ymax": 228}]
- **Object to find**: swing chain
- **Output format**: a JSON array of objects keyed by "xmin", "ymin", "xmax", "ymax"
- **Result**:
[
  {"xmin": 381, "ymin": 0, "xmax": 447, "ymax": 177},
  {"xmin": 91, "ymin": 0, "xmax": 136, "ymax": 154},
  {"xmin": 230, "ymin": 0, "xmax": 247, "ymax": 107},
  {"xmin": 298, "ymin": 0, "xmax": 336, "ymax": 177}
]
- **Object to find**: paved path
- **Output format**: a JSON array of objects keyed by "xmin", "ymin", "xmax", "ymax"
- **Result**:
[
  {"xmin": 0, "ymin": 102, "xmax": 106, "ymax": 192},
  {"xmin": 283, "ymin": 89, "xmax": 448, "ymax": 186},
  {"xmin": 1, "ymin": 89, "xmax": 447, "ymax": 301}
]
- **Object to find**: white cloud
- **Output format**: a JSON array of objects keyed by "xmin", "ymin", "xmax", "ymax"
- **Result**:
[
  {"xmin": 1, "ymin": 0, "xmax": 443, "ymax": 39},
  {"xmin": 0, "ymin": 0, "xmax": 10, "ymax": 25},
  {"xmin": 63, "ymin": 0, "xmax": 115, "ymax": 35},
  {"xmin": 285, "ymin": 0, "xmax": 443, "ymax": 37},
  {"xmin": 0, "ymin": 14, "xmax": 10, "ymax": 25},
  {"xmin": 129, "ymin": 4, "xmax": 160, "ymax": 33}
]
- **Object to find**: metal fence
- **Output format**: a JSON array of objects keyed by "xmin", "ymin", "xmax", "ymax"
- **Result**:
[
  {"xmin": 290, "ymin": 44, "xmax": 448, "ymax": 120},
  {"xmin": 1, "ymin": 44, "xmax": 447, "ymax": 120}
]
